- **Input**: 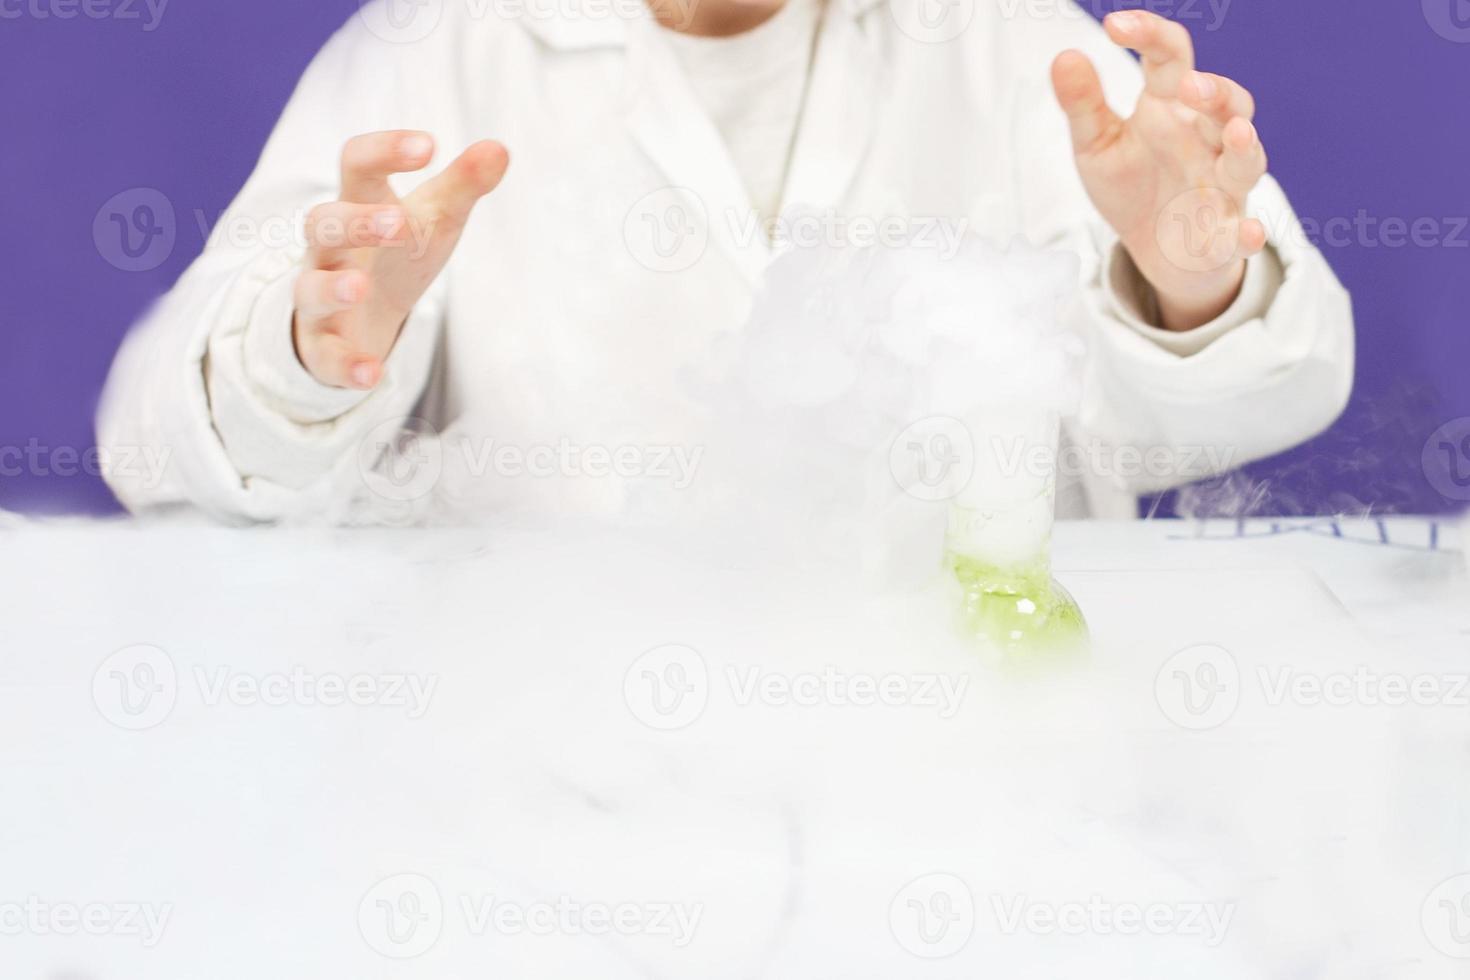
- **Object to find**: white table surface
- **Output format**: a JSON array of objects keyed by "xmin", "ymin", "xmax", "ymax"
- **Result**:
[{"xmin": 3, "ymin": 516, "xmax": 1468, "ymax": 979}]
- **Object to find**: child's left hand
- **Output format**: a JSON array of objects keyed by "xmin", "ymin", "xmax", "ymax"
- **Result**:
[{"xmin": 1051, "ymin": 9, "xmax": 1269, "ymax": 332}]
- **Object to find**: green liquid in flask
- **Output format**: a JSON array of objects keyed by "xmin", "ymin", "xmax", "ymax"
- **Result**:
[{"xmin": 947, "ymin": 549, "xmax": 1088, "ymax": 658}]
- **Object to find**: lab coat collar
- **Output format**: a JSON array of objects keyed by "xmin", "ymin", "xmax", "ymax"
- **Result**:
[
  {"xmin": 622, "ymin": 14, "xmax": 772, "ymax": 284},
  {"xmin": 613, "ymin": 0, "xmax": 885, "ymax": 285},
  {"xmin": 515, "ymin": 0, "xmax": 885, "ymax": 284},
  {"xmin": 514, "ymin": 0, "xmax": 885, "ymax": 52}
]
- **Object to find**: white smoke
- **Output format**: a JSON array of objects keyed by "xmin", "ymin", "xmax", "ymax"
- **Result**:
[{"xmin": 663, "ymin": 232, "xmax": 1087, "ymax": 585}]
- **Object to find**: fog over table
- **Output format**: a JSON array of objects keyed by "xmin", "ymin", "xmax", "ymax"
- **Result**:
[{"xmin": 2, "ymin": 515, "xmax": 1467, "ymax": 978}]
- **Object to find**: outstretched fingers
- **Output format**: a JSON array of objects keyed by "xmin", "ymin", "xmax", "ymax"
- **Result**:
[
  {"xmin": 1104, "ymin": 10, "xmax": 1195, "ymax": 100},
  {"xmin": 1051, "ymin": 50, "xmax": 1124, "ymax": 155},
  {"xmin": 411, "ymin": 140, "xmax": 511, "ymax": 225},
  {"xmin": 1180, "ymin": 70, "xmax": 1256, "ymax": 147},
  {"xmin": 340, "ymin": 130, "xmax": 436, "ymax": 204}
]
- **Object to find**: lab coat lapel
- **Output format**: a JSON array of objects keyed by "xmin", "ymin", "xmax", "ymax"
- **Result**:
[
  {"xmin": 782, "ymin": 0, "xmax": 883, "ymax": 217},
  {"xmin": 623, "ymin": 16, "xmax": 772, "ymax": 285}
]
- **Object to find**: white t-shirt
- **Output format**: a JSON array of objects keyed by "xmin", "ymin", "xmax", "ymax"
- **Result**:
[{"xmin": 661, "ymin": 0, "xmax": 822, "ymax": 229}]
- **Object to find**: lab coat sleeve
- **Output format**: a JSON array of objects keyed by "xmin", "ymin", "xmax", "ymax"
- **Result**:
[
  {"xmin": 1001, "ymin": 5, "xmax": 1355, "ymax": 516},
  {"xmin": 96, "ymin": 9, "xmax": 458, "ymax": 523}
]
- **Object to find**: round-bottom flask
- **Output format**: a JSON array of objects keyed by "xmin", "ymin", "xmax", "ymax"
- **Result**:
[{"xmin": 945, "ymin": 408, "xmax": 1088, "ymax": 657}]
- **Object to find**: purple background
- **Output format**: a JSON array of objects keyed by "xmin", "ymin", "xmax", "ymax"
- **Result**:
[{"xmin": 2, "ymin": 0, "xmax": 1467, "ymax": 517}]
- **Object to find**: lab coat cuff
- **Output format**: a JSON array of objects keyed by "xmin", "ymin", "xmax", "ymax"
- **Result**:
[
  {"xmin": 241, "ymin": 254, "xmax": 373, "ymax": 424},
  {"xmin": 1103, "ymin": 242, "xmax": 1284, "ymax": 358}
]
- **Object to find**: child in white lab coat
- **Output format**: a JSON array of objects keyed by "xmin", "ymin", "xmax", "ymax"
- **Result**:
[{"xmin": 97, "ymin": 0, "xmax": 1352, "ymax": 522}]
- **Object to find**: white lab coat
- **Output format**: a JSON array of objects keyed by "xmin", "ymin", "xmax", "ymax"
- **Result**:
[{"xmin": 96, "ymin": 0, "xmax": 1354, "ymax": 524}]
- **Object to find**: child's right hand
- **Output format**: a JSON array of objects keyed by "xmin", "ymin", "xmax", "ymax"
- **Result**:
[{"xmin": 291, "ymin": 131, "xmax": 510, "ymax": 390}]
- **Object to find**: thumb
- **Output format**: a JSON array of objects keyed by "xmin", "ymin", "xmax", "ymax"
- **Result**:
[
  {"xmin": 414, "ymin": 140, "xmax": 511, "ymax": 223},
  {"xmin": 1051, "ymin": 50, "xmax": 1122, "ymax": 155}
]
